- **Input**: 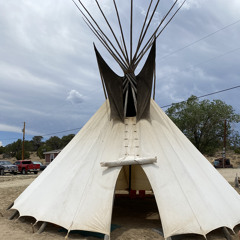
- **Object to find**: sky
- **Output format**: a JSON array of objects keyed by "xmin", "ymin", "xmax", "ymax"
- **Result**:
[{"xmin": 0, "ymin": 0, "xmax": 240, "ymax": 147}]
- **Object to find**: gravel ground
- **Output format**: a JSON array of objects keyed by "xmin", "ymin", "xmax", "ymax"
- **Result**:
[{"xmin": 1, "ymin": 169, "xmax": 240, "ymax": 240}]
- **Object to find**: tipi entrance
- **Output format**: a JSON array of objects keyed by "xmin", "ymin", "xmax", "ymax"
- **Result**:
[
  {"xmin": 115, "ymin": 165, "xmax": 153, "ymax": 194},
  {"xmin": 111, "ymin": 165, "xmax": 163, "ymax": 239}
]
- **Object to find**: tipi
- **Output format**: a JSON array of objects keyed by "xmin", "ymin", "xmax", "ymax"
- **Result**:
[{"xmin": 10, "ymin": 1, "xmax": 240, "ymax": 239}]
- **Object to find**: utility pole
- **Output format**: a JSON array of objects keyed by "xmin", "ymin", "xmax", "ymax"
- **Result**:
[
  {"xmin": 22, "ymin": 122, "xmax": 25, "ymax": 160},
  {"xmin": 222, "ymin": 119, "xmax": 227, "ymax": 168}
]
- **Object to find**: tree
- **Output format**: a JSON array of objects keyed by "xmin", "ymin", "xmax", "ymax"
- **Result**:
[
  {"xmin": 230, "ymin": 132, "xmax": 240, "ymax": 154},
  {"xmin": 0, "ymin": 146, "xmax": 4, "ymax": 154},
  {"xmin": 5, "ymin": 139, "xmax": 22, "ymax": 157},
  {"xmin": 61, "ymin": 134, "xmax": 75, "ymax": 148},
  {"xmin": 166, "ymin": 95, "xmax": 240, "ymax": 155},
  {"xmin": 4, "ymin": 139, "xmax": 33, "ymax": 159},
  {"xmin": 32, "ymin": 136, "xmax": 43, "ymax": 151},
  {"xmin": 24, "ymin": 140, "xmax": 34, "ymax": 152},
  {"xmin": 45, "ymin": 136, "xmax": 61, "ymax": 150},
  {"xmin": 37, "ymin": 144, "xmax": 47, "ymax": 159},
  {"xmin": 16, "ymin": 150, "xmax": 30, "ymax": 160}
]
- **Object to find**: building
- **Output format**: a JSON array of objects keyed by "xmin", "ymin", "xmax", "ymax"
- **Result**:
[{"xmin": 43, "ymin": 149, "xmax": 61, "ymax": 165}]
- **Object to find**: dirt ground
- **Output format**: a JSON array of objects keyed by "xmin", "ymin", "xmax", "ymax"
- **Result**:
[{"xmin": 1, "ymin": 169, "xmax": 240, "ymax": 240}]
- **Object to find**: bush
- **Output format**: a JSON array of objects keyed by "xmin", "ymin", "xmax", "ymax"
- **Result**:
[
  {"xmin": 16, "ymin": 151, "xmax": 30, "ymax": 160},
  {"xmin": 234, "ymin": 148, "xmax": 240, "ymax": 154},
  {"xmin": 0, "ymin": 146, "xmax": 4, "ymax": 154},
  {"xmin": 3, "ymin": 153, "xmax": 11, "ymax": 159}
]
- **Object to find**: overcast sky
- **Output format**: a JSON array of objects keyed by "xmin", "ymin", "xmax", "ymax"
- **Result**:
[{"xmin": 0, "ymin": 0, "xmax": 240, "ymax": 147}]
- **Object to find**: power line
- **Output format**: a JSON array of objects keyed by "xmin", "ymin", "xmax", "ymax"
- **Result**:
[
  {"xmin": 1, "ymin": 128, "xmax": 81, "ymax": 142},
  {"xmin": 161, "ymin": 85, "xmax": 240, "ymax": 108},
  {"xmin": 160, "ymin": 18, "xmax": 240, "ymax": 61},
  {"xmin": 41, "ymin": 128, "xmax": 81, "ymax": 137},
  {"xmin": 160, "ymin": 46, "xmax": 240, "ymax": 85},
  {"xmin": 189, "ymin": 47, "xmax": 240, "ymax": 69},
  {"xmin": 1, "ymin": 86, "xmax": 239, "ymax": 142}
]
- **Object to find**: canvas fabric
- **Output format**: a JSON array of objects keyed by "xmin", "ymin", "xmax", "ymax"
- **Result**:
[
  {"xmin": 12, "ymin": 100, "xmax": 240, "ymax": 238},
  {"xmin": 94, "ymin": 41, "xmax": 155, "ymax": 122},
  {"xmin": 136, "ymin": 40, "xmax": 155, "ymax": 120},
  {"xmin": 94, "ymin": 46, "xmax": 124, "ymax": 121}
]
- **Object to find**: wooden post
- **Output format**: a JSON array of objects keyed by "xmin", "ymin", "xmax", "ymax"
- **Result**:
[
  {"xmin": 224, "ymin": 119, "xmax": 227, "ymax": 150},
  {"xmin": 37, "ymin": 222, "xmax": 47, "ymax": 234},
  {"xmin": 222, "ymin": 119, "xmax": 227, "ymax": 168},
  {"xmin": 22, "ymin": 122, "xmax": 25, "ymax": 160}
]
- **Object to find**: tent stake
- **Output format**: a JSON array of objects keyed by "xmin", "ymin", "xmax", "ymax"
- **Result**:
[
  {"xmin": 65, "ymin": 231, "xmax": 70, "ymax": 239},
  {"xmin": 37, "ymin": 222, "xmax": 47, "ymax": 234},
  {"xmin": 15, "ymin": 216, "xmax": 20, "ymax": 222},
  {"xmin": 104, "ymin": 234, "xmax": 110, "ymax": 240},
  {"xmin": 31, "ymin": 223, "xmax": 35, "ymax": 233},
  {"xmin": 222, "ymin": 227, "xmax": 232, "ymax": 240},
  {"xmin": 8, "ymin": 210, "xmax": 18, "ymax": 220},
  {"xmin": 6, "ymin": 202, "xmax": 14, "ymax": 210},
  {"xmin": 31, "ymin": 221, "xmax": 38, "ymax": 233}
]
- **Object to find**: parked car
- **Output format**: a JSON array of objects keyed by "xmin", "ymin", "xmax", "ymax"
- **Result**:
[
  {"xmin": 14, "ymin": 160, "xmax": 40, "ymax": 174},
  {"xmin": 213, "ymin": 158, "xmax": 233, "ymax": 168},
  {"xmin": 0, "ymin": 160, "xmax": 18, "ymax": 175},
  {"xmin": 33, "ymin": 161, "xmax": 46, "ymax": 171}
]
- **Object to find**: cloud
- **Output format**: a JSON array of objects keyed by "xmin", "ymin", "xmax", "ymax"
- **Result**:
[
  {"xmin": 0, "ymin": 124, "xmax": 22, "ymax": 133},
  {"xmin": 0, "ymin": 0, "xmax": 239, "ymax": 146},
  {"xmin": 0, "ymin": 141, "xmax": 2, "ymax": 147},
  {"xmin": 66, "ymin": 90, "xmax": 84, "ymax": 104},
  {"xmin": 0, "ymin": 124, "xmax": 41, "ymax": 136},
  {"xmin": 178, "ymin": 0, "xmax": 202, "ymax": 10}
]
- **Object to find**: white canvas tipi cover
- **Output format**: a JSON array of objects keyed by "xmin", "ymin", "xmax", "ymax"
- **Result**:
[{"xmin": 12, "ymin": 100, "xmax": 240, "ymax": 238}]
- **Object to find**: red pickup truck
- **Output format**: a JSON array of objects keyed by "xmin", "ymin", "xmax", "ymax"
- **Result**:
[{"xmin": 14, "ymin": 160, "xmax": 40, "ymax": 174}]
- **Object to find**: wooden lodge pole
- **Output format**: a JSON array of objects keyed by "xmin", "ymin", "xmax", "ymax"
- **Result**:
[{"xmin": 22, "ymin": 122, "xmax": 25, "ymax": 160}]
